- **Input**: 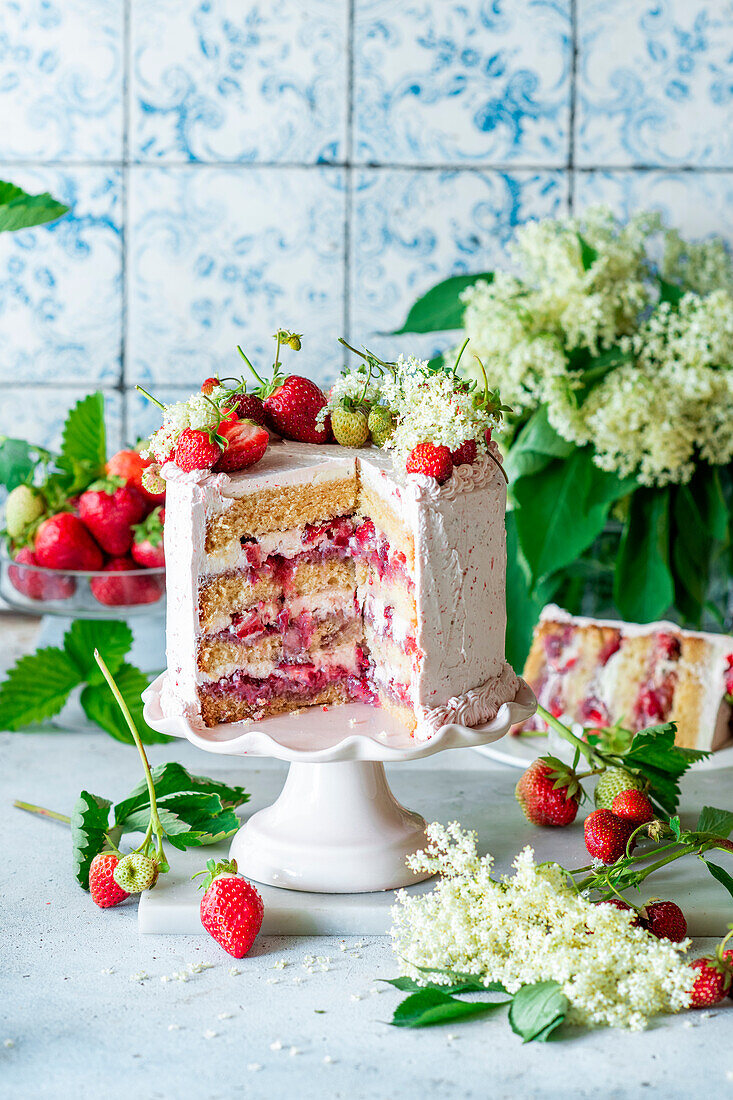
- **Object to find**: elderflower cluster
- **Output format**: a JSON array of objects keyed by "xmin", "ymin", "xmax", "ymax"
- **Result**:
[
  {"xmin": 143, "ymin": 392, "xmax": 223, "ymax": 462},
  {"xmin": 391, "ymin": 823, "xmax": 693, "ymax": 1031},
  {"xmin": 457, "ymin": 206, "xmax": 733, "ymax": 486},
  {"xmin": 316, "ymin": 363, "xmax": 383, "ymax": 428}
]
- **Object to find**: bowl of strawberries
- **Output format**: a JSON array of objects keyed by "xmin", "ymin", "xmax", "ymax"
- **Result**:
[{"xmin": 0, "ymin": 394, "xmax": 167, "ymax": 618}]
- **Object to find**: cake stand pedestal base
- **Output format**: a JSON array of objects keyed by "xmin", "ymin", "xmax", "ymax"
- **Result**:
[{"xmin": 230, "ymin": 760, "xmax": 431, "ymax": 893}]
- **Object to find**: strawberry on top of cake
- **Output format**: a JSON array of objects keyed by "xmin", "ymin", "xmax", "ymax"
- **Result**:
[{"xmin": 142, "ymin": 331, "xmax": 519, "ymax": 741}]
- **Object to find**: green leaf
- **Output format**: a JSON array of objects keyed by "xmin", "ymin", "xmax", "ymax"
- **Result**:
[
  {"xmin": 381, "ymin": 975, "xmax": 499, "ymax": 995},
  {"xmin": 121, "ymin": 806, "xmax": 194, "ymax": 837},
  {"xmin": 513, "ymin": 448, "xmax": 634, "ymax": 587},
  {"xmin": 508, "ymin": 981, "xmax": 568, "ymax": 1043},
  {"xmin": 658, "ymin": 278, "xmax": 685, "ymax": 308},
  {"xmin": 702, "ymin": 860, "xmax": 733, "ymax": 902},
  {"xmin": 614, "ymin": 488, "xmax": 674, "ymax": 622},
  {"xmin": 0, "ymin": 647, "xmax": 82, "ymax": 731},
  {"xmin": 390, "ymin": 989, "xmax": 509, "ymax": 1028},
  {"xmin": 80, "ymin": 663, "xmax": 171, "ymax": 745},
  {"xmin": 504, "ymin": 511, "xmax": 561, "ymax": 671},
  {"xmin": 63, "ymin": 620, "xmax": 133, "ymax": 684},
  {"xmin": 621, "ymin": 724, "xmax": 707, "ymax": 814},
  {"xmin": 70, "ymin": 791, "xmax": 111, "ymax": 889},
  {"xmin": 113, "ymin": 761, "xmax": 249, "ymax": 825},
  {"xmin": 60, "ymin": 392, "xmax": 107, "ymax": 478},
  {"xmin": 696, "ymin": 807, "xmax": 733, "ymax": 838},
  {"xmin": 505, "ymin": 406, "xmax": 574, "ymax": 485},
  {"xmin": 0, "ymin": 438, "xmax": 37, "ymax": 491},
  {"xmin": 669, "ymin": 816, "xmax": 682, "ymax": 840},
  {"xmin": 390, "ymin": 273, "xmax": 494, "ymax": 334},
  {"xmin": 577, "ymin": 233, "xmax": 599, "ymax": 272},
  {"xmin": 0, "ymin": 180, "xmax": 69, "ymax": 233}
]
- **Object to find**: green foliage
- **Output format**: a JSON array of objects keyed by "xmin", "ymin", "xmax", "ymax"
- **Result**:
[
  {"xmin": 0, "ymin": 647, "xmax": 82, "ymax": 730},
  {"xmin": 391, "ymin": 273, "xmax": 494, "ymax": 334},
  {"xmin": 71, "ymin": 791, "xmax": 112, "ymax": 888},
  {"xmin": 508, "ymin": 981, "xmax": 568, "ymax": 1043},
  {"xmin": 0, "ymin": 180, "xmax": 69, "ymax": 233},
  {"xmin": 60, "ymin": 392, "xmax": 107, "ymax": 479}
]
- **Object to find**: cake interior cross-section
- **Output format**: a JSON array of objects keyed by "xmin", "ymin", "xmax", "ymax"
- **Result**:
[{"xmin": 162, "ymin": 441, "xmax": 519, "ymax": 740}]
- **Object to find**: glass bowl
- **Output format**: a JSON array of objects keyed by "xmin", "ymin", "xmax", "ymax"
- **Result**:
[{"xmin": 0, "ymin": 549, "xmax": 166, "ymax": 619}]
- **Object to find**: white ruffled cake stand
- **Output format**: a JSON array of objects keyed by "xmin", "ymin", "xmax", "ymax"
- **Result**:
[{"xmin": 142, "ymin": 673, "xmax": 536, "ymax": 894}]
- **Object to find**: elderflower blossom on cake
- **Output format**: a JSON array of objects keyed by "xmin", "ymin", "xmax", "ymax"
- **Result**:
[{"xmin": 391, "ymin": 823, "xmax": 694, "ymax": 1030}]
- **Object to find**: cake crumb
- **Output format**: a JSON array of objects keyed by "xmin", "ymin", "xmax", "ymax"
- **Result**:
[
  {"xmin": 247, "ymin": 1063, "xmax": 262, "ymax": 1072},
  {"xmin": 203, "ymin": 1030, "xmax": 218, "ymax": 1040},
  {"xmin": 272, "ymin": 959, "xmax": 289, "ymax": 970},
  {"xmin": 129, "ymin": 971, "xmax": 149, "ymax": 983},
  {"xmin": 323, "ymin": 1055, "xmax": 335, "ymax": 1065},
  {"xmin": 167, "ymin": 1024, "xmax": 181, "ymax": 1032},
  {"xmin": 228, "ymin": 967, "xmax": 241, "ymax": 976},
  {"xmin": 100, "ymin": 967, "xmax": 115, "ymax": 975},
  {"xmin": 269, "ymin": 1040, "xmax": 283, "ymax": 1052},
  {"xmin": 289, "ymin": 1046, "xmax": 301, "ymax": 1056},
  {"xmin": 266, "ymin": 977, "xmax": 280, "ymax": 985},
  {"xmin": 217, "ymin": 1012, "xmax": 233, "ymax": 1020}
]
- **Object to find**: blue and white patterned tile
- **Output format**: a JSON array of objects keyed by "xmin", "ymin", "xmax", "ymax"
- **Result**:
[
  {"xmin": 130, "ymin": 0, "xmax": 347, "ymax": 163},
  {"xmin": 349, "ymin": 169, "xmax": 568, "ymax": 362},
  {"xmin": 125, "ymin": 386, "xmax": 196, "ymax": 446},
  {"xmin": 0, "ymin": 388, "xmax": 122, "ymax": 453},
  {"xmin": 574, "ymin": 171, "xmax": 733, "ymax": 245},
  {"xmin": 127, "ymin": 167, "xmax": 346, "ymax": 390},
  {"xmin": 353, "ymin": 0, "xmax": 571, "ymax": 166},
  {"xmin": 0, "ymin": 169, "xmax": 122, "ymax": 385},
  {"xmin": 0, "ymin": 0, "xmax": 123, "ymax": 160},
  {"xmin": 576, "ymin": 0, "xmax": 733, "ymax": 167}
]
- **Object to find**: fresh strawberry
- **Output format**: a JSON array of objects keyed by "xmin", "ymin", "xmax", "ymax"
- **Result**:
[
  {"xmin": 515, "ymin": 757, "xmax": 581, "ymax": 827},
  {"xmin": 610, "ymin": 788, "xmax": 654, "ymax": 826},
  {"xmin": 78, "ymin": 479, "xmax": 147, "ymax": 556},
  {"xmin": 5, "ymin": 484, "xmax": 45, "ymax": 539},
  {"xmin": 594, "ymin": 767, "xmax": 644, "ymax": 809},
  {"xmin": 131, "ymin": 506, "xmax": 165, "ymax": 568},
  {"xmin": 113, "ymin": 853, "xmax": 158, "ymax": 894},
  {"xmin": 332, "ymin": 407, "xmax": 369, "ymax": 448},
  {"xmin": 367, "ymin": 404, "xmax": 395, "ymax": 448},
  {"xmin": 226, "ymin": 392, "xmax": 267, "ymax": 426},
  {"xmin": 450, "ymin": 439, "xmax": 478, "ymax": 466},
  {"xmin": 8, "ymin": 546, "xmax": 76, "ymax": 601},
  {"xmin": 689, "ymin": 956, "xmax": 732, "ymax": 1007},
  {"xmin": 106, "ymin": 449, "xmax": 166, "ymax": 506},
  {"xmin": 174, "ymin": 427, "xmax": 223, "ymax": 472},
  {"xmin": 405, "ymin": 443, "xmax": 454, "ymax": 485},
  {"xmin": 90, "ymin": 557, "xmax": 164, "ymax": 606},
  {"xmin": 724, "ymin": 653, "xmax": 733, "ymax": 700},
  {"xmin": 201, "ymin": 377, "xmax": 220, "ymax": 395},
  {"xmin": 34, "ymin": 512, "xmax": 104, "ymax": 571},
  {"xmin": 642, "ymin": 900, "xmax": 687, "ymax": 942},
  {"xmin": 213, "ymin": 418, "xmax": 269, "ymax": 473},
  {"xmin": 141, "ymin": 463, "xmax": 167, "ymax": 498},
  {"xmin": 197, "ymin": 858, "xmax": 264, "ymax": 958},
  {"xmin": 264, "ymin": 376, "xmax": 331, "ymax": 444},
  {"xmin": 89, "ymin": 852, "xmax": 130, "ymax": 909},
  {"xmin": 583, "ymin": 809, "xmax": 636, "ymax": 864}
]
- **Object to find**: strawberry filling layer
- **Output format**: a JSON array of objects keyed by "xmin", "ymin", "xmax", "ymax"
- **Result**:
[
  {"xmin": 632, "ymin": 632, "xmax": 681, "ymax": 727},
  {"xmin": 217, "ymin": 603, "xmax": 358, "ymax": 652}
]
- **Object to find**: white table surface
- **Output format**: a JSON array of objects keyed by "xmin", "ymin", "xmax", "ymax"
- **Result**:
[{"xmin": 3, "ymin": 614, "xmax": 733, "ymax": 1100}]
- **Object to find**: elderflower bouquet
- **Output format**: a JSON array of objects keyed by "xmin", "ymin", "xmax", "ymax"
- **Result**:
[{"xmin": 394, "ymin": 207, "xmax": 733, "ymax": 668}]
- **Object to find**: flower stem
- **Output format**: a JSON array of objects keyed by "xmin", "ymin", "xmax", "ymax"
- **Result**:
[
  {"xmin": 135, "ymin": 385, "xmax": 165, "ymax": 410},
  {"xmin": 13, "ymin": 800, "xmax": 70, "ymax": 825},
  {"xmin": 236, "ymin": 345, "xmax": 265, "ymax": 386},
  {"xmin": 94, "ymin": 649, "xmax": 166, "ymax": 860},
  {"xmin": 452, "ymin": 337, "xmax": 470, "ymax": 376}
]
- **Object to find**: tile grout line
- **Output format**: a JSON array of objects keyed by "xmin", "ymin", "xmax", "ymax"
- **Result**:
[
  {"xmin": 568, "ymin": 0, "xmax": 578, "ymax": 214},
  {"xmin": 119, "ymin": 0, "xmax": 132, "ymax": 444},
  {"xmin": 343, "ymin": 0, "xmax": 356, "ymax": 345},
  {"xmin": 7, "ymin": 159, "xmax": 732, "ymax": 173}
]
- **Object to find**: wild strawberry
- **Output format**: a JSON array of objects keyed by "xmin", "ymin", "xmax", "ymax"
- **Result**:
[
  {"xmin": 332, "ymin": 407, "xmax": 369, "ymax": 448},
  {"xmin": 642, "ymin": 900, "xmax": 687, "ymax": 942},
  {"xmin": 450, "ymin": 439, "xmax": 478, "ymax": 466},
  {"xmin": 174, "ymin": 427, "xmax": 223, "ymax": 472},
  {"xmin": 405, "ymin": 443, "xmax": 454, "ymax": 485},
  {"xmin": 515, "ymin": 757, "xmax": 581, "ymax": 827},
  {"xmin": 688, "ymin": 956, "xmax": 732, "ymax": 1008},
  {"xmin": 584, "ymin": 809, "xmax": 636, "ymax": 864},
  {"xmin": 213, "ymin": 419, "xmax": 269, "ymax": 473},
  {"xmin": 113, "ymin": 853, "xmax": 158, "ymax": 894},
  {"xmin": 78, "ymin": 479, "xmax": 147, "ymax": 556},
  {"xmin": 367, "ymin": 405, "xmax": 395, "ymax": 448},
  {"xmin": 594, "ymin": 767, "xmax": 644, "ymax": 809},
  {"xmin": 141, "ymin": 463, "xmax": 166, "ymax": 497},
  {"xmin": 264, "ymin": 376, "xmax": 331, "ymax": 444},
  {"xmin": 106, "ymin": 448, "xmax": 166, "ymax": 506},
  {"xmin": 611, "ymin": 788, "xmax": 654, "ymax": 826},
  {"xmin": 90, "ymin": 557, "xmax": 164, "ymax": 606},
  {"xmin": 197, "ymin": 858, "xmax": 264, "ymax": 958},
  {"xmin": 131, "ymin": 506, "xmax": 165, "ymax": 568},
  {"xmin": 89, "ymin": 852, "xmax": 130, "ymax": 909},
  {"xmin": 34, "ymin": 512, "xmax": 104, "ymax": 571},
  {"xmin": 8, "ymin": 546, "xmax": 76, "ymax": 601},
  {"xmin": 200, "ymin": 377, "xmax": 220, "ymax": 395},
  {"xmin": 5, "ymin": 484, "xmax": 45, "ymax": 539},
  {"xmin": 226, "ymin": 392, "xmax": 267, "ymax": 426}
]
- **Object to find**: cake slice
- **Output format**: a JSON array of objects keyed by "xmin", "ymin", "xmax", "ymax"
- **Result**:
[{"xmin": 521, "ymin": 605, "xmax": 733, "ymax": 751}]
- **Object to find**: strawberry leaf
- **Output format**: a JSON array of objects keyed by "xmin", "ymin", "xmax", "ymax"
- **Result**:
[
  {"xmin": 113, "ymin": 762, "xmax": 248, "ymax": 824},
  {"xmin": 0, "ymin": 647, "xmax": 82, "ymax": 730},
  {"xmin": 71, "ymin": 791, "xmax": 111, "ymax": 889},
  {"xmin": 60, "ymin": 392, "xmax": 107, "ymax": 479},
  {"xmin": 508, "ymin": 981, "xmax": 568, "ymax": 1043},
  {"xmin": 63, "ymin": 620, "xmax": 133, "ymax": 684},
  {"xmin": 0, "ymin": 437, "xmax": 38, "ymax": 491},
  {"xmin": 620, "ymin": 724, "xmax": 708, "ymax": 814},
  {"xmin": 0, "ymin": 180, "xmax": 69, "ymax": 233},
  {"xmin": 390, "ymin": 989, "xmax": 509, "ymax": 1028},
  {"xmin": 702, "ymin": 859, "xmax": 733, "ymax": 902},
  {"xmin": 80, "ymin": 663, "xmax": 170, "ymax": 745},
  {"xmin": 695, "ymin": 807, "xmax": 733, "ymax": 838}
]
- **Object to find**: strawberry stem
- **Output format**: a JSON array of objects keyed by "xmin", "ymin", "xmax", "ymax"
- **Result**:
[
  {"xmin": 13, "ymin": 800, "xmax": 70, "ymax": 825},
  {"xmin": 452, "ymin": 337, "xmax": 470, "ymax": 376},
  {"xmin": 135, "ymin": 385, "xmax": 165, "ymax": 411},
  {"xmin": 94, "ymin": 649, "xmax": 166, "ymax": 865},
  {"xmin": 236, "ymin": 345, "xmax": 265, "ymax": 386},
  {"xmin": 535, "ymin": 704, "xmax": 594, "ymax": 762}
]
